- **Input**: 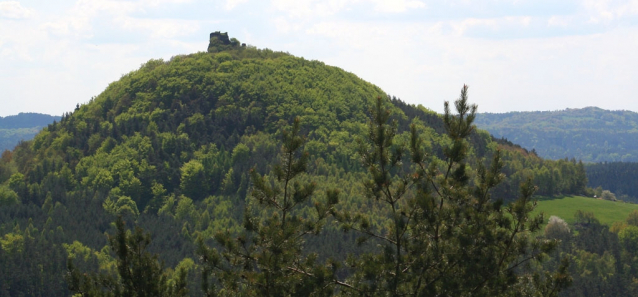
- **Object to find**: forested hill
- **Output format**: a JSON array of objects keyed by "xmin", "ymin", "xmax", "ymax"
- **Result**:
[
  {"xmin": 474, "ymin": 107, "xmax": 638, "ymax": 162},
  {"xmin": 0, "ymin": 33, "xmax": 587, "ymax": 296},
  {"xmin": 0, "ymin": 113, "xmax": 60, "ymax": 129},
  {"xmin": 0, "ymin": 113, "xmax": 60, "ymax": 152}
]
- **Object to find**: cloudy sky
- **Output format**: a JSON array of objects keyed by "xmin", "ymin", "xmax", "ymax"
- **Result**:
[{"xmin": 1, "ymin": 0, "xmax": 638, "ymax": 117}]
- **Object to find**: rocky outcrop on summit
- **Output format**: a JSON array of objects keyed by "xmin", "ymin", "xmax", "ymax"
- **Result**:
[
  {"xmin": 210, "ymin": 31, "xmax": 231, "ymax": 45},
  {"xmin": 208, "ymin": 31, "xmax": 244, "ymax": 53}
]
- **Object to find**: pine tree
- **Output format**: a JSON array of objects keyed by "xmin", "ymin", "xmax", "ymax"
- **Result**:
[
  {"xmin": 334, "ymin": 86, "xmax": 571, "ymax": 296},
  {"xmin": 197, "ymin": 87, "xmax": 571, "ymax": 296},
  {"xmin": 197, "ymin": 117, "xmax": 340, "ymax": 296}
]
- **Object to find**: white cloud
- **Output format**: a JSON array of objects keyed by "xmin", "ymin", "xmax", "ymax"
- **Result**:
[
  {"xmin": 271, "ymin": 0, "xmax": 318, "ymax": 18},
  {"xmin": 303, "ymin": 18, "xmax": 638, "ymax": 113},
  {"xmin": 273, "ymin": 16, "xmax": 299, "ymax": 33},
  {"xmin": 3, "ymin": 0, "xmax": 638, "ymax": 117},
  {"xmin": 40, "ymin": 0, "xmax": 137, "ymax": 38},
  {"xmin": 449, "ymin": 16, "xmax": 535, "ymax": 36},
  {"xmin": 0, "ymin": 1, "xmax": 32, "ymax": 19},
  {"xmin": 37, "ymin": 0, "xmax": 206, "ymax": 40},
  {"xmin": 115, "ymin": 17, "xmax": 201, "ymax": 39},
  {"xmin": 271, "ymin": 0, "xmax": 425, "ymax": 18},
  {"xmin": 271, "ymin": 0, "xmax": 354, "ymax": 18},
  {"xmin": 583, "ymin": 0, "xmax": 638, "ymax": 23},
  {"xmin": 616, "ymin": 0, "xmax": 638, "ymax": 17},
  {"xmin": 141, "ymin": 0, "xmax": 193, "ymax": 6},
  {"xmin": 371, "ymin": 0, "xmax": 425, "ymax": 13},
  {"xmin": 225, "ymin": 0, "xmax": 248, "ymax": 10},
  {"xmin": 451, "ymin": 18, "xmax": 498, "ymax": 35},
  {"xmin": 547, "ymin": 15, "xmax": 571, "ymax": 27}
]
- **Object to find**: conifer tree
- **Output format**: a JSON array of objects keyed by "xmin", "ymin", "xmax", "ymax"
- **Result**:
[
  {"xmin": 334, "ymin": 86, "xmax": 571, "ymax": 296},
  {"xmin": 67, "ymin": 216, "xmax": 189, "ymax": 297},
  {"xmin": 197, "ymin": 117, "xmax": 340, "ymax": 296}
]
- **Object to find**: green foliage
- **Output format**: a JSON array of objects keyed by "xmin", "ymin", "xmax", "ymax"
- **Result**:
[
  {"xmin": 627, "ymin": 210, "xmax": 638, "ymax": 226},
  {"xmin": 67, "ymin": 216, "xmax": 189, "ymax": 297},
  {"xmin": 331, "ymin": 87, "xmax": 570, "ymax": 296},
  {"xmin": 104, "ymin": 195, "xmax": 140, "ymax": 219},
  {"xmin": 180, "ymin": 159, "xmax": 208, "ymax": 200},
  {"xmin": 541, "ymin": 210, "xmax": 638, "ymax": 297},
  {"xmin": 0, "ymin": 185, "xmax": 19, "ymax": 206},
  {"xmin": 197, "ymin": 117, "xmax": 339, "ymax": 296},
  {"xmin": 0, "ymin": 36, "xmax": 589, "ymax": 295},
  {"xmin": 0, "ymin": 232, "xmax": 24, "ymax": 254},
  {"xmin": 601, "ymin": 189, "xmax": 617, "ymax": 201},
  {"xmin": 618, "ymin": 226, "xmax": 638, "ymax": 254},
  {"xmin": 545, "ymin": 216, "xmax": 571, "ymax": 242}
]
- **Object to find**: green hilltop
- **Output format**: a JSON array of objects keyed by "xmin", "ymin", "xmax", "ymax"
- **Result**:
[{"xmin": 0, "ymin": 33, "xmax": 592, "ymax": 296}]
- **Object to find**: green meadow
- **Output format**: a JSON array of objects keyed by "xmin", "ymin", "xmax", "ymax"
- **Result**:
[{"xmin": 533, "ymin": 195, "xmax": 638, "ymax": 226}]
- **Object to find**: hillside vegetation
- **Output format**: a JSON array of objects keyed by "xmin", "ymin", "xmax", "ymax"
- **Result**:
[
  {"xmin": 0, "ymin": 34, "xmax": 590, "ymax": 296},
  {"xmin": 475, "ymin": 107, "xmax": 638, "ymax": 162}
]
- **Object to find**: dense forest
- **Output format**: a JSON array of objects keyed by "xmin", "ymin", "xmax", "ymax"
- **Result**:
[
  {"xmin": 475, "ymin": 107, "xmax": 638, "ymax": 162},
  {"xmin": 0, "ymin": 33, "xmax": 600, "ymax": 296},
  {"xmin": 541, "ymin": 210, "xmax": 638, "ymax": 296},
  {"xmin": 0, "ymin": 113, "xmax": 60, "ymax": 152},
  {"xmin": 586, "ymin": 162, "xmax": 638, "ymax": 202}
]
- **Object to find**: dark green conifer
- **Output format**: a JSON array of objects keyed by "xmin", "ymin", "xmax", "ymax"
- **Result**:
[
  {"xmin": 67, "ymin": 216, "xmax": 188, "ymax": 297},
  {"xmin": 334, "ymin": 85, "xmax": 571, "ymax": 296},
  {"xmin": 197, "ymin": 117, "xmax": 339, "ymax": 296}
]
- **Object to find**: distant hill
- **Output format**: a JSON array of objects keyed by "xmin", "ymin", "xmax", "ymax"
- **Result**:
[
  {"xmin": 0, "ymin": 112, "xmax": 60, "ymax": 129},
  {"xmin": 474, "ymin": 107, "xmax": 638, "ymax": 162},
  {"xmin": 0, "ymin": 113, "xmax": 60, "ymax": 152}
]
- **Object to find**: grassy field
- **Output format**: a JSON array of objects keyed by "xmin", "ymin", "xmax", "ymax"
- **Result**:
[{"xmin": 532, "ymin": 195, "xmax": 638, "ymax": 226}]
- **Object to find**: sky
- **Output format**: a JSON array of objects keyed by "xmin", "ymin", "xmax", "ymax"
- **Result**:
[{"xmin": 1, "ymin": 0, "xmax": 638, "ymax": 117}]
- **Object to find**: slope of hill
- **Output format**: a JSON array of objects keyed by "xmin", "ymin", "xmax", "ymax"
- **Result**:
[
  {"xmin": 0, "ymin": 34, "xmax": 588, "ymax": 296},
  {"xmin": 475, "ymin": 107, "xmax": 638, "ymax": 162},
  {"xmin": 0, "ymin": 113, "xmax": 60, "ymax": 152}
]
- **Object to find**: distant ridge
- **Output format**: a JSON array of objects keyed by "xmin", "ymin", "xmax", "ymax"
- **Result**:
[
  {"xmin": 0, "ymin": 112, "xmax": 60, "ymax": 129},
  {"xmin": 475, "ymin": 107, "xmax": 638, "ymax": 162},
  {"xmin": 0, "ymin": 112, "xmax": 60, "ymax": 152}
]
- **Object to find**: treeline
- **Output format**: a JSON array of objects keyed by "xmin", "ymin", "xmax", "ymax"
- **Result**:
[
  {"xmin": 0, "ymin": 37, "xmax": 588, "ymax": 295},
  {"xmin": 586, "ymin": 162, "xmax": 638, "ymax": 202}
]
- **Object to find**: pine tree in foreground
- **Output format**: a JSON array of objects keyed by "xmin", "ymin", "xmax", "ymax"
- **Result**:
[
  {"xmin": 333, "ymin": 86, "xmax": 571, "ymax": 296},
  {"xmin": 197, "ymin": 86, "xmax": 572, "ymax": 296},
  {"xmin": 197, "ymin": 117, "xmax": 340, "ymax": 296}
]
